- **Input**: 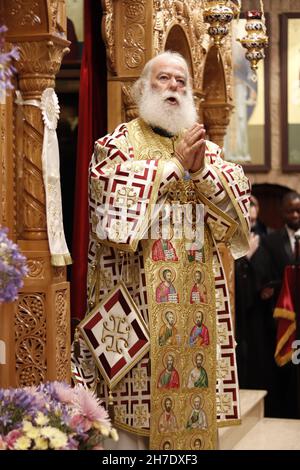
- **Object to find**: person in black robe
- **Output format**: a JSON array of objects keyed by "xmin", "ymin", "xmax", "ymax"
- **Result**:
[
  {"xmin": 254, "ymin": 191, "xmax": 300, "ymax": 418},
  {"xmin": 235, "ymin": 196, "xmax": 269, "ymax": 391}
]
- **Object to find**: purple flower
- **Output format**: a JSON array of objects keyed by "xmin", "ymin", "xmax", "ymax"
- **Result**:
[
  {"xmin": 0, "ymin": 382, "xmax": 116, "ymax": 450},
  {"xmin": 0, "ymin": 226, "xmax": 28, "ymax": 303},
  {"xmin": 0, "ymin": 412, "xmax": 12, "ymax": 427},
  {"xmin": 65, "ymin": 437, "xmax": 79, "ymax": 450},
  {"xmin": 0, "ymin": 25, "xmax": 19, "ymax": 96}
]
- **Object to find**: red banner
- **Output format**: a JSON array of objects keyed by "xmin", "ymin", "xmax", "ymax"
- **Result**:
[{"xmin": 273, "ymin": 266, "xmax": 297, "ymax": 366}]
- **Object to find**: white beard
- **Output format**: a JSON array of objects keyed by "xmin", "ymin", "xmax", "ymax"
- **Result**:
[{"xmin": 138, "ymin": 83, "xmax": 198, "ymax": 135}]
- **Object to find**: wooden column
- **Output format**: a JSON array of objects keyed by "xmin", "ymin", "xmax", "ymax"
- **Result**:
[
  {"xmin": 0, "ymin": 0, "xmax": 71, "ymax": 387},
  {"xmin": 202, "ymin": 102, "xmax": 233, "ymax": 148},
  {"xmin": 0, "ymin": 92, "xmax": 16, "ymax": 386}
]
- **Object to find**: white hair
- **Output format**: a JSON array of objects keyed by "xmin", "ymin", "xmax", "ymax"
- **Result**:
[
  {"xmin": 131, "ymin": 51, "xmax": 197, "ymax": 134},
  {"xmin": 131, "ymin": 51, "xmax": 191, "ymax": 105},
  {"xmin": 138, "ymin": 81, "xmax": 197, "ymax": 134}
]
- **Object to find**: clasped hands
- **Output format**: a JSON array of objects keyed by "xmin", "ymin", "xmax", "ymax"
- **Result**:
[{"xmin": 175, "ymin": 123, "xmax": 206, "ymax": 173}]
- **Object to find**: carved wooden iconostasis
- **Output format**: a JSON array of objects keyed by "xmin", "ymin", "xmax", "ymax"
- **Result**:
[
  {"xmin": 103, "ymin": 0, "xmax": 234, "ymax": 145},
  {"xmin": 0, "ymin": 0, "xmax": 235, "ymax": 388},
  {"xmin": 0, "ymin": 0, "xmax": 71, "ymax": 387}
]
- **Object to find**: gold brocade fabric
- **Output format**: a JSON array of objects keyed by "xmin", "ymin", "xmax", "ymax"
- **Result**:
[
  {"xmin": 142, "ymin": 223, "xmax": 217, "ymax": 450},
  {"xmin": 127, "ymin": 118, "xmax": 182, "ymax": 161},
  {"xmin": 73, "ymin": 118, "xmax": 249, "ymax": 443},
  {"xmin": 126, "ymin": 119, "xmax": 216, "ymax": 449}
]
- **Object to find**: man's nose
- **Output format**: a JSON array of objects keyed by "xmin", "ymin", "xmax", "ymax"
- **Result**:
[{"xmin": 169, "ymin": 76, "xmax": 178, "ymax": 90}]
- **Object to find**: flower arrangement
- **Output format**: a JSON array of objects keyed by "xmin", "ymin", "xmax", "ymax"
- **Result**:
[
  {"xmin": 0, "ymin": 382, "xmax": 118, "ymax": 450},
  {"xmin": 0, "ymin": 25, "xmax": 19, "ymax": 99},
  {"xmin": 0, "ymin": 226, "xmax": 28, "ymax": 303}
]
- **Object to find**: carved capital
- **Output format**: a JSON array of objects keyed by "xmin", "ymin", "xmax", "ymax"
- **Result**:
[
  {"xmin": 202, "ymin": 102, "xmax": 234, "ymax": 127},
  {"xmin": 16, "ymin": 40, "xmax": 69, "ymax": 99},
  {"xmin": 122, "ymin": 83, "xmax": 138, "ymax": 121},
  {"xmin": 202, "ymin": 102, "xmax": 234, "ymax": 147}
]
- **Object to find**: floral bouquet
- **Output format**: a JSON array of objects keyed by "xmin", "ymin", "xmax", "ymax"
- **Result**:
[
  {"xmin": 0, "ymin": 382, "xmax": 118, "ymax": 450},
  {"xmin": 0, "ymin": 226, "xmax": 28, "ymax": 303}
]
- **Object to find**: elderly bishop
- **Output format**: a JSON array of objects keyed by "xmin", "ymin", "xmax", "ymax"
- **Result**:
[{"xmin": 73, "ymin": 51, "xmax": 250, "ymax": 450}]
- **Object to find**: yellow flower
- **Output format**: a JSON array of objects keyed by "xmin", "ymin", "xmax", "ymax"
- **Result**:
[
  {"xmin": 35, "ymin": 412, "xmax": 49, "ymax": 426},
  {"xmin": 49, "ymin": 431, "xmax": 68, "ymax": 450},
  {"xmin": 40, "ymin": 426, "xmax": 56, "ymax": 439},
  {"xmin": 110, "ymin": 428, "xmax": 119, "ymax": 442},
  {"xmin": 33, "ymin": 437, "xmax": 48, "ymax": 450},
  {"xmin": 26, "ymin": 427, "xmax": 40, "ymax": 440},
  {"xmin": 40, "ymin": 426, "xmax": 68, "ymax": 450},
  {"xmin": 92, "ymin": 420, "xmax": 102, "ymax": 431},
  {"xmin": 93, "ymin": 420, "xmax": 111, "ymax": 436},
  {"xmin": 22, "ymin": 420, "xmax": 33, "ymax": 432},
  {"xmin": 99, "ymin": 423, "xmax": 110, "ymax": 437},
  {"xmin": 22, "ymin": 420, "xmax": 40, "ymax": 439},
  {"xmin": 14, "ymin": 436, "xmax": 32, "ymax": 450},
  {"xmin": 0, "ymin": 437, "xmax": 7, "ymax": 450}
]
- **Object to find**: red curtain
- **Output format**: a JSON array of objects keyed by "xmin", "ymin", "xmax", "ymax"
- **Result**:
[{"xmin": 71, "ymin": 0, "xmax": 107, "ymax": 320}]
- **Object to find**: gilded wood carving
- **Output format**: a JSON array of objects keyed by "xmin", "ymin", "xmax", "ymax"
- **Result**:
[
  {"xmin": 0, "ymin": 0, "xmax": 71, "ymax": 388},
  {"xmin": 103, "ymin": 1, "xmax": 234, "ymax": 143},
  {"xmin": 15, "ymin": 293, "xmax": 47, "ymax": 386}
]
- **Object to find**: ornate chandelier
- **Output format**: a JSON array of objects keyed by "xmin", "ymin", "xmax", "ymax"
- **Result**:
[
  {"xmin": 237, "ymin": 2, "xmax": 268, "ymax": 74},
  {"xmin": 202, "ymin": 0, "xmax": 235, "ymax": 47},
  {"xmin": 230, "ymin": 0, "xmax": 242, "ymax": 19},
  {"xmin": 203, "ymin": 0, "xmax": 268, "ymax": 76}
]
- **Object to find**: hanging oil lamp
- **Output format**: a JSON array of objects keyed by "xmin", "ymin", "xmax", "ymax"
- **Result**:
[
  {"xmin": 230, "ymin": 0, "xmax": 242, "ymax": 19},
  {"xmin": 203, "ymin": 0, "xmax": 234, "ymax": 47},
  {"xmin": 237, "ymin": 8, "xmax": 268, "ymax": 75}
]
